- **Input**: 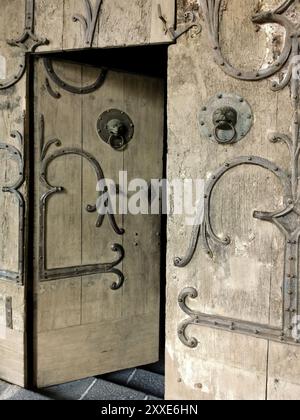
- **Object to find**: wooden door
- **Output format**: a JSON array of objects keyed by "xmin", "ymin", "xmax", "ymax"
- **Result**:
[
  {"xmin": 33, "ymin": 57, "xmax": 164, "ymax": 387},
  {"xmin": 167, "ymin": 0, "xmax": 300, "ymax": 400}
]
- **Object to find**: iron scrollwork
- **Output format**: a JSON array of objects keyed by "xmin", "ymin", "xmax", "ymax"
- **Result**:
[
  {"xmin": 201, "ymin": 0, "xmax": 294, "ymax": 86},
  {"xmin": 0, "ymin": 130, "xmax": 25, "ymax": 284},
  {"xmin": 72, "ymin": 0, "xmax": 103, "ymax": 47},
  {"xmin": 43, "ymin": 58, "xmax": 107, "ymax": 95},
  {"xmin": 176, "ymin": 0, "xmax": 300, "ymax": 346},
  {"xmin": 0, "ymin": 0, "xmax": 48, "ymax": 90},
  {"xmin": 158, "ymin": 3, "xmax": 202, "ymax": 41},
  {"xmin": 178, "ymin": 288, "xmax": 298, "ymax": 348},
  {"xmin": 39, "ymin": 115, "xmax": 125, "ymax": 290}
]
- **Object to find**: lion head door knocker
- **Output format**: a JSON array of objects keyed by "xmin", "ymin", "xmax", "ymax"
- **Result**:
[
  {"xmin": 97, "ymin": 109, "xmax": 134, "ymax": 151},
  {"xmin": 212, "ymin": 106, "xmax": 238, "ymax": 143},
  {"xmin": 199, "ymin": 93, "xmax": 253, "ymax": 144}
]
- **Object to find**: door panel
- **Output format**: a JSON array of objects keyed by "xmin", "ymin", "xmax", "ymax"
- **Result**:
[
  {"xmin": 34, "ymin": 58, "xmax": 164, "ymax": 387},
  {"xmin": 167, "ymin": 0, "xmax": 300, "ymax": 400}
]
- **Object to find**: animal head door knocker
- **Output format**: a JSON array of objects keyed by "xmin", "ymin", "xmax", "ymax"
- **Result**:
[
  {"xmin": 176, "ymin": 0, "xmax": 300, "ymax": 348},
  {"xmin": 199, "ymin": 93, "xmax": 253, "ymax": 145},
  {"xmin": 97, "ymin": 109, "xmax": 135, "ymax": 151},
  {"xmin": 212, "ymin": 106, "xmax": 238, "ymax": 143}
]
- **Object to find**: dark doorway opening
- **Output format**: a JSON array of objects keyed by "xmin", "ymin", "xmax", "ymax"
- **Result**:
[{"xmin": 41, "ymin": 45, "xmax": 168, "ymax": 79}]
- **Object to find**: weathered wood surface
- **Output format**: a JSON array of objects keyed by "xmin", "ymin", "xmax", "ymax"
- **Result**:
[
  {"xmin": 0, "ymin": 1, "xmax": 26, "ymax": 280},
  {"xmin": 166, "ymin": 0, "xmax": 300, "ymax": 400},
  {"xmin": 36, "ymin": 0, "xmax": 176, "ymax": 51},
  {"xmin": 37, "ymin": 314, "xmax": 158, "ymax": 387},
  {"xmin": 34, "ymin": 59, "xmax": 164, "ymax": 387},
  {"xmin": 0, "ymin": 326, "xmax": 25, "ymax": 387},
  {"xmin": 0, "ymin": 1, "xmax": 27, "ymax": 387},
  {"xmin": 0, "ymin": 282, "xmax": 25, "ymax": 387}
]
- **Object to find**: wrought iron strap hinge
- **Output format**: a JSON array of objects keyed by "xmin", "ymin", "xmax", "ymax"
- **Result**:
[
  {"xmin": 0, "ymin": 130, "xmax": 26, "ymax": 284},
  {"xmin": 176, "ymin": 0, "xmax": 300, "ymax": 346},
  {"xmin": 0, "ymin": 0, "xmax": 48, "ymax": 90},
  {"xmin": 177, "ymin": 288, "xmax": 299, "ymax": 348},
  {"xmin": 5, "ymin": 297, "xmax": 13, "ymax": 330},
  {"xmin": 201, "ymin": 0, "xmax": 294, "ymax": 85},
  {"xmin": 39, "ymin": 115, "xmax": 125, "ymax": 290},
  {"xmin": 43, "ymin": 58, "xmax": 107, "ymax": 96}
]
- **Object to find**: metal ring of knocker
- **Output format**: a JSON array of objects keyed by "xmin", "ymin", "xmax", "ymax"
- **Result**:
[
  {"xmin": 107, "ymin": 119, "xmax": 127, "ymax": 151},
  {"xmin": 214, "ymin": 121, "xmax": 237, "ymax": 144},
  {"xmin": 97, "ymin": 110, "xmax": 135, "ymax": 151},
  {"xmin": 212, "ymin": 106, "xmax": 238, "ymax": 144},
  {"xmin": 108, "ymin": 133, "xmax": 126, "ymax": 151}
]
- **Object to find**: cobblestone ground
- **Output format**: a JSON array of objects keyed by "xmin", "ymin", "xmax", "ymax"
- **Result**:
[{"xmin": 0, "ymin": 367, "xmax": 164, "ymax": 401}]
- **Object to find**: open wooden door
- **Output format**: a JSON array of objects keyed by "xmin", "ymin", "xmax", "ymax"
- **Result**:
[{"xmin": 33, "ymin": 57, "xmax": 164, "ymax": 388}]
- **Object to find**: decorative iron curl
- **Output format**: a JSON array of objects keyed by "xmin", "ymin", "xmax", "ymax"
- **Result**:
[
  {"xmin": 0, "ymin": 0, "xmax": 48, "ymax": 90},
  {"xmin": 39, "ymin": 115, "xmax": 125, "ymax": 290},
  {"xmin": 175, "ymin": 156, "xmax": 291, "ymax": 267},
  {"xmin": 178, "ymin": 288, "xmax": 199, "ymax": 348},
  {"xmin": 0, "ymin": 130, "xmax": 25, "ymax": 283},
  {"xmin": 43, "ymin": 58, "xmax": 107, "ymax": 95},
  {"xmin": 72, "ymin": 0, "xmax": 103, "ymax": 47},
  {"xmin": 200, "ymin": 0, "xmax": 294, "ymax": 89}
]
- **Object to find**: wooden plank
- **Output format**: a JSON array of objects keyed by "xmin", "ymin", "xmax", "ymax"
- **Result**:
[
  {"xmin": 34, "ymin": 59, "xmax": 82, "ymax": 270},
  {"xmin": 35, "ymin": 0, "xmax": 64, "ymax": 51},
  {"xmin": 267, "ymin": 342, "xmax": 300, "ymax": 400},
  {"xmin": 0, "ymin": 283, "xmax": 25, "ymax": 332},
  {"xmin": 97, "ymin": 0, "xmax": 173, "ymax": 47},
  {"xmin": 97, "ymin": 0, "xmax": 151, "ymax": 47},
  {"xmin": 150, "ymin": 0, "xmax": 175, "ymax": 44},
  {"xmin": 37, "ymin": 279, "xmax": 81, "ymax": 333},
  {"xmin": 34, "ymin": 59, "xmax": 83, "ymax": 333},
  {"xmin": 36, "ymin": 313, "xmax": 158, "ymax": 387},
  {"xmin": 122, "ymin": 73, "xmax": 163, "ymax": 322},
  {"xmin": 34, "ymin": 0, "xmax": 175, "ymax": 51},
  {"xmin": 63, "ymin": 0, "xmax": 93, "ymax": 50},
  {"xmin": 81, "ymin": 69, "xmax": 124, "ymax": 325},
  {"xmin": 0, "ymin": 328, "xmax": 25, "ymax": 387},
  {"xmin": 166, "ymin": 328, "xmax": 268, "ymax": 401}
]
